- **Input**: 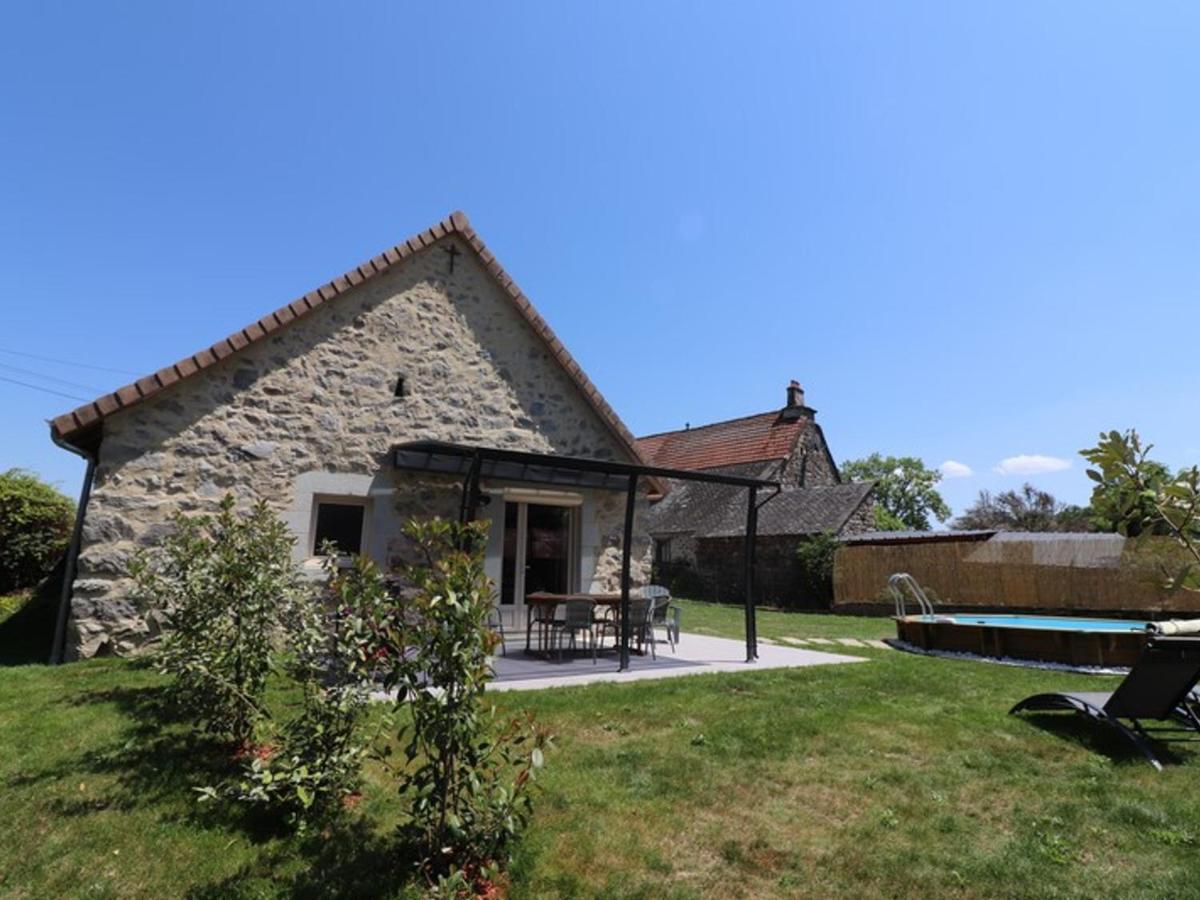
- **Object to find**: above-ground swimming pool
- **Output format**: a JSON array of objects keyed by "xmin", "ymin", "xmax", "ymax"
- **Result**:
[{"xmin": 895, "ymin": 612, "xmax": 1150, "ymax": 667}]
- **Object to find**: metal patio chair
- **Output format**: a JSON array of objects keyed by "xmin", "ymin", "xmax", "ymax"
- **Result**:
[
  {"xmin": 486, "ymin": 607, "xmax": 507, "ymax": 657},
  {"xmin": 526, "ymin": 601, "xmax": 559, "ymax": 654},
  {"xmin": 1010, "ymin": 636, "xmax": 1200, "ymax": 770},
  {"xmin": 549, "ymin": 598, "xmax": 599, "ymax": 663},
  {"xmin": 595, "ymin": 597, "xmax": 659, "ymax": 658},
  {"xmin": 628, "ymin": 596, "xmax": 660, "ymax": 660},
  {"xmin": 643, "ymin": 585, "xmax": 681, "ymax": 652}
]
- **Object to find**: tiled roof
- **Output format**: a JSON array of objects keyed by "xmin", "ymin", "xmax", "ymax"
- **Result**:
[
  {"xmin": 637, "ymin": 412, "xmax": 807, "ymax": 472},
  {"xmin": 50, "ymin": 211, "xmax": 654, "ymax": 482},
  {"xmin": 647, "ymin": 475, "xmax": 875, "ymax": 539}
]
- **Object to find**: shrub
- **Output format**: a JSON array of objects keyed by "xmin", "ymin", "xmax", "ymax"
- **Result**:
[
  {"xmin": 223, "ymin": 552, "xmax": 391, "ymax": 829},
  {"xmin": 140, "ymin": 501, "xmax": 387, "ymax": 830},
  {"xmin": 795, "ymin": 531, "xmax": 839, "ymax": 606},
  {"xmin": 131, "ymin": 495, "xmax": 301, "ymax": 747},
  {"xmin": 1082, "ymin": 429, "xmax": 1200, "ymax": 591},
  {"xmin": 0, "ymin": 469, "xmax": 73, "ymax": 593},
  {"xmin": 377, "ymin": 518, "xmax": 549, "ymax": 892}
]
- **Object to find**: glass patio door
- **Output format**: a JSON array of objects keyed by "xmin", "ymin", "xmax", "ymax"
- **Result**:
[{"xmin": 498, "ymin": 501, "xmax": 577, "ymax": 628}]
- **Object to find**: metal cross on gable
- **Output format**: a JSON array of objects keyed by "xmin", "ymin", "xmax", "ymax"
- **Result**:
[{"xmin": 442, "ymin": 243, "xmax": 460, "ymax": 274}]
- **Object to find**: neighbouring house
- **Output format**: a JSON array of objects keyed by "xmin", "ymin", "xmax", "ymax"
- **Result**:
[
  {"xmin": 49, "ymin": 212, "xmax": 661, "ymax": 660},
  {"xmin": 638, "ymin": 383, "xmax": 875, "ymax": 606}
]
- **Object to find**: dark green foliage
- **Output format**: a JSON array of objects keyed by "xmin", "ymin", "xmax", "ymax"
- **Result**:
[
  {"xmin": 376, "ymin": 518, "xmax": 549, "ymax": 891},
  {"xmin": 1081, "ymin": 429, "xmax": 1200, "ymax": 591},
  {"xmin": 795, "ymin": 531, "xmax": 839, "ymax": 604},
  {"xmin": 841, "ymin": 454, "xmax": 950, "ymax": 531},
  {"xmin": 1082, "ymin": 434, "xmax": 1179, "ymax": 536},
  {"xmin": 0, "ymin": 468, "xmax": 74, "ymax": 593}
]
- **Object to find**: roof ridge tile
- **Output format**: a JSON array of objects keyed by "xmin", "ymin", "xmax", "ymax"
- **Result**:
[{"xmin": 51, "ymin": 212, "xmax": 655, "ymax": 488}]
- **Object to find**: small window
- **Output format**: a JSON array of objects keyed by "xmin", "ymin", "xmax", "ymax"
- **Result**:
[
  {"xmin": 313, "ymin": 502, "xmax": 365, "ymax": 556},
  {"xmin": 394, "ymin": 375, "xmax": 407, "ymax": 398},
  {"xmin": 654, "ymin": 538, "xmax": 672, "ymax": 565}
]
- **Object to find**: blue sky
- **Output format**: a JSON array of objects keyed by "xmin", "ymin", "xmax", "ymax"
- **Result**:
[{"xmin": 2, "ymin": 2, "xmax": 1198, "ymax": 521}]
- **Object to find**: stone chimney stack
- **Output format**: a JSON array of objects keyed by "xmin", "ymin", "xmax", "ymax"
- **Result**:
[
  {"xmin": 786, "ymin": 380, "xmax": 805, "ymax": 409},
  {"xmin": 780, "ymin": 380, "xmax": 815, "ymax": 421}
]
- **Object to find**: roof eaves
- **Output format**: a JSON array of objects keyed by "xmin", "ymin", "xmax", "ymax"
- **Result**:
[{"xmin": 50, "ymin": 211, "xmax": 660, "ymax": 491}]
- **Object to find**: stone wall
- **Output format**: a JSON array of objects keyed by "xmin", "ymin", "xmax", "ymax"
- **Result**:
[
  {"xmin": 780, "ymin": 423, "xmax": 840, "ymax": 487},
  {"xmin": 839, "ymin": 496, "xmax": 876, "ymax": 535},
  {"xmin": 67, "ymin": 235, "xmax": 650, "ymax": 658}
]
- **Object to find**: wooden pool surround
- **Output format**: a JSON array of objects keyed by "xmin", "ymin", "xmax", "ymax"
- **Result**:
[{"xmin": 895, "ymin": 615, "xmax": 1147, "ymax": 667}]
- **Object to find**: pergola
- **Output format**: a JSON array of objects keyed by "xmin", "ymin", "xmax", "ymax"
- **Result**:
[{"xmin": 392, "ymin": 440, "xmax": 780, "ymax": 669}]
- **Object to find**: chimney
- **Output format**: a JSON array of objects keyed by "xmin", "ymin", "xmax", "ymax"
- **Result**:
[
  {"xmin": 786, "ymin": 380, "xmax": 805, "ymax": 409},
  {"xmin": 780, "ymin": 379, "xmax": 815, "ymax": 421}
]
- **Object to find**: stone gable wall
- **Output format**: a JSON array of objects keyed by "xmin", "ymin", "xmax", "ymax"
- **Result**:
[
  {"xmin": 780, "ymin": 423, "xmax": 840, "ymax": 487},
  {"xmin": 837, "ymin": 495, "xmax": 876, "ymax": 535},
  {"xmin": 68, "ymin": 236, "xmax": 650, "ymax": 658}
]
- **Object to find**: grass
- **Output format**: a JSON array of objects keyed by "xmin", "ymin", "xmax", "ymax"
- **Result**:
[{"xmin": 3, "ymin": 604, "xmax": 1200, "ymax": 898}]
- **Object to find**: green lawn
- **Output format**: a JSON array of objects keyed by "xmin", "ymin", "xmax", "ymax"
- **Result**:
[{"xmin": 3, "ymin": 605, "xmax": 1199, "ymax": 898}]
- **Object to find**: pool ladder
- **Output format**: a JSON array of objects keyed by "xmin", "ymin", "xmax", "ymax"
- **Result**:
[{"xmin": 888, "ymin": 573, "xmax": 935, "ymax": 618}]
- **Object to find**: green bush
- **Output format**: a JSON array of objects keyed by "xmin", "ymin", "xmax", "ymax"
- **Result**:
[
  {"xmin": 379, "ymin": 518, "xmax": 549, "ymax": 893},
  {"xmin": 222, "ymin": 551, "xmax": 391, "ymax": 829},
  {"xmin": 131, "ymin": 495, "xmax": 301, "ymax": 747},
  {"xmin": 0, "ymin": 469, "xmax": 74, "ymax": 593},
  {"xmin": 137, "ymin": 499, "xmax": 383, "ymax": 831},
  {"xmin": 795, "ymin": 531, "xmax": 840, "ymax": 605}
]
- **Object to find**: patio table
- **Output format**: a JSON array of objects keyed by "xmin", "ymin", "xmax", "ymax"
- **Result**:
[{"xmin": 523, "ymin": 592, "xmax": 621, "ymax": 656}]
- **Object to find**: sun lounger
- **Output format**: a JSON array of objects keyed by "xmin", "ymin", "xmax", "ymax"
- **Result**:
[{"xmin": 1010, "ymin": 636, "xmax": 1200, "ymax": 770}]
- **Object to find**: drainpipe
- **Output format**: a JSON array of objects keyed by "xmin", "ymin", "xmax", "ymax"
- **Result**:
[{"xmin": 49, "ymin": 427, "xmax": 97, "ymax": 664}]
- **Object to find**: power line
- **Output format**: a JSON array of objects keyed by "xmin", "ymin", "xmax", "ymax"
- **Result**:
[
  {"xmin": 0, "ymin": 362, "xmax": 104, "ymax": 394},
  {"xmin": 0, "ymin": 374, "xmax": 89, "ymax": 402},
  {"xmin": 0, "ymin": 346, "xmax": 140, "ymax": 377}
]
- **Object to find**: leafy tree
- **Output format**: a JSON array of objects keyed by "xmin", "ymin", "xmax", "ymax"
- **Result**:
[
  {"xmin": 1056, "ymin": 504, "xmax": 1096, "ymax": 533},
  {"xmin": 1085, "ymin": 450, "xmax": 1174, "ymax": 535},
  {"xmin": 0, "ymin": 469, "xmax": 74, "ymax": 593},
  {"xmin": 841, "ymin": 454, "xmax": 951, "ymax": 531},
  {"xmin": 1080, "ymin": 429, "xmax": 1200, "ymax": 592},
  {"xmin": 953, "ymin": 483, "xmax": 1093, "ymax": 532}
]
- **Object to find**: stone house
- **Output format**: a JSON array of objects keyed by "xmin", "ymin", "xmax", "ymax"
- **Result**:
[
  {"xmin": 638, "ymin": 383, "xmax": 875, "ymax": 606},
  {"xmin": 49, "ymin": 212, "xmax": 658, "ymax": 660}
]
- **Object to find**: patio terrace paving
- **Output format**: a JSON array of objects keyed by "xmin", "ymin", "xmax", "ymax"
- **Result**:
[{"xmin": 487, "ymin": 629, "xmax": 867, "ymax": 692}]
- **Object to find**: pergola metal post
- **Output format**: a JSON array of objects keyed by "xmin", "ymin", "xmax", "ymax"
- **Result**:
[
  {"xmin": 618, "ymin": 473, "xmax": 638, "ymax": 672},
  {"xmin": 393, "ymin": 440, "xmax": 780, "ymax": 668},
  {"xmin": 743, "ymin": 485, "xmax": 759, "ymax": 661},
  {"xmin": 458, "ymin": 451, "xmax": 483, "ymax": 524}
]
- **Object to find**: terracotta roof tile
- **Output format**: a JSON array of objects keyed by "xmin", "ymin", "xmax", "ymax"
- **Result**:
[
  {"xmin": 51, "ymin": 211, "xmax": 656, "ymax": 489},
  {"xmin": 637, "ymin": 412, "xmax": 806, "ymax": 472}
]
